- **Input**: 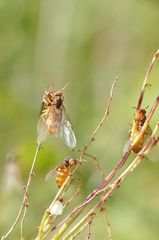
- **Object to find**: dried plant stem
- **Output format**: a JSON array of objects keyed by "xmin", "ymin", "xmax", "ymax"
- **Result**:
[
  {"xmin": 50, "ymin": 154, "xmax": 130, "ymax": 240},
  {"xmin": 62, "ymin": 213, "xmax": 95, "ymax": 240},
  {"xmin": 20, "ymin": 207, "xmax": 27, "ymax": 240},
  {"xmin": 51, "ymin": 97, "xmax": 159, "ymax": 240},
  {"xmin": 40, "ymin": 186, "xmax": 81, "ymax": 240},
  {"xmin": 74, "ymin": 148, "xmax": 106, "ymax": 179},
  {"xmin": 40, "ymin": 186, "xmax": 82, "ymax": 239},
  {"xmin": 36, "ymin": 174, "xmax": 72, "ymax": 240},
  {"xmin": 102, "ymin": 206, "xmax": 113, "ymax": 240},
  {"xmin": 137, "ymin": 49, "xmax": 159, "ymax": 111},
  {"xmin": 79, "ymin": 79, "xmax": 117, "ymax": 162},
  {"xmin": 1, "ymin": 143, "xmax": 41, "ymax": 240},
  {"xmin": 36, "ymin": 80, "xmax": 117, "ymax": 240},
  {"xmin": 86, "ymin": 217, "xmax": 93, "ymax": 240},
  {"xmin": 69, "ymin": 221, "xmax": 90, "ymax": 240},
  {"xmin": 64, "ymin": 214, "xmax": 94, "ymax": 240},
  {"xmin": 57, "ymin": 122, "xmax": 159, "ymax": 240},
  {"xmin": 99, "ymin": 122, "xmax": 159, "ymax": 207}
]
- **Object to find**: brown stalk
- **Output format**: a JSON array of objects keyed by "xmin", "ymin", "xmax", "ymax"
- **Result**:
[
  {"xmin": 51, "ymin": 95, "xmax": 159, "ymax": 240},
  {"xmin": 73, "ymin": 148, "xmax": 106, "ymax": 179},
  {"xmin": 137, "ymin": 49, "xmax": 159, "ymax": 111},
  {"xmin": 79, "ymin": 78, "xmax": 118, "ymax": 162},
  {"xmin": 61, "ymin": 122, "xmax": 159, "ymax": 240},
  {"xmin": 36, "ymin": 80, "xmax": 117, "ymax": 240},
  {"xmin": 1, "ymin": 143, "xmax": 41, "ymax": 240}
]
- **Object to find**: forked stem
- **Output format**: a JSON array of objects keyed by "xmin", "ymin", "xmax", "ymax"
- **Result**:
[
  {"xmin": 59, "ymin": 122, "xmax": 159, "ymax": 240},
  {"xmin": 51, "ymin": 96, "xmax": 159, "ymax": 240}
]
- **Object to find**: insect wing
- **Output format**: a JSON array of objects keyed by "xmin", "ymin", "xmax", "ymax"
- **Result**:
[
  {"xmin": 144, "ymin": 126, "xmax": 159, "ymax": 162},
  {"xmin": 60, "ymin": 106, "xmax": 76, "ymax": 148},
  {"xmin": 45, "ymin": 165, "xmax": 60, "ymax": 182},
  {"xmin": 37, "ymin": 117, "xmax": 48, "ymax": 144},
  {"xmin": 147, "ymin": 142, "xmax": 159, "ymax": 162},
  {"xmin": 144, "ymin": 125, "xmax": 152, "ymax": 141},
  {"xmin": 122, "ymin": 139, "xmax": 132, "ymax": 156}
]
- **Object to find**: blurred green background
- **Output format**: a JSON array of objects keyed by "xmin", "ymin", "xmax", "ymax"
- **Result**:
[{"xmin": 1, "ymin": 0, "xmax": 159, "ymax": 239}]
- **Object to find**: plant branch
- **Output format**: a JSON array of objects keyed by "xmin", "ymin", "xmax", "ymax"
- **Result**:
[
  {"xmin": 79, "ymin": 78, "xmax": 118, "ymax": 162},
  {"xmin": 51, "ymin": 96, "xmax": 159, "ymax": 240},
  {"xmin": 36, "ymin": 80, "xmax": 117, "ymax": 240},
  {"xmin": 102, "ymin": 206, "xmax": 113, "ymax": 240},
  {"xmin": 73, "ymin": 148, "xmax": 106, "ymax": 179},
  {"xmin": 59, "ymin": 122, "xmax": 159, "ymax": 240},
  {"xmin": 36, "ymin": 173, "xmax": 72, "ymax": 240},
  {"xmin": 1, "ymin": 143, "xmax": 41, "ymax": 240},
  {"xmin": 137, "ymin": 49, "xmax": 159, "ymax": 111}
]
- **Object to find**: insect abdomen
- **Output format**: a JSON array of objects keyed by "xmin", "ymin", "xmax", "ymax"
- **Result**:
[
  {"xmin": 56, "ymin": 167, "xmax": 70, "ymax": 188},
  {"xmin": 133, "ymin": 138, "xmax": 144, "ymax": 153}
]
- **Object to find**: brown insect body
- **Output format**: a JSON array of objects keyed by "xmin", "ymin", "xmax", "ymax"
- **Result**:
[
  {"xmin": 38, "ymin": 87, "xmax": 76, "ymax": 148},
  {"xmin": 56, "ymin": 158, "xmax": 77, "ymax": 188},
  {"xmin": 40, "ymin": 90, "xmax": 64, "ymax": 135},
  {"xmin": 130, "ymin": 109, "xmax": 147, "ymax": 153}
]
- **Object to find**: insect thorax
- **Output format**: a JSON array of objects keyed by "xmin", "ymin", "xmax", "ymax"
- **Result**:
[{"xmin": 43, "ymin": 90, "xmax": 64, "ymax": 109}]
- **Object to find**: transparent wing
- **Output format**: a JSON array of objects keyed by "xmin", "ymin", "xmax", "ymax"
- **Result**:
[
  {"xmin": 122, "ymin": 139, "xmax": 132, "ymax": 156},
  {"xmin": 144, "ymin": 126, "xmax": 159, "ymax": 162},
  {"xmin": 60, "ymin": 106, "xmax": 76, "ymax": 148},
  {"xmin": 37, "ymin": 117, "xmax": 48, "ymax": 144},
  {"xmin": 147, "ymin": 141, "xmax": 159, "ymax": 162},
  {"xmin": 144, "ymin": 125, "xmax": 152, "ymax": 142},
  {"xmin": 45, "ymin": 165, "xmax": 60, "ymax": 181}
]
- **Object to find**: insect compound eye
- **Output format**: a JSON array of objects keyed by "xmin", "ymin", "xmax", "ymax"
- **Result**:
[
  {"xmin": 55, "ymin": 98, "xmax": 62, "ymax": 109},
  {"xmin": 64, "ymin": 158, "xmax": 70, "ymax": 167}
]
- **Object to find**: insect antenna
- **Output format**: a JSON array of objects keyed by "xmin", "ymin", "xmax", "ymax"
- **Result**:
[{"xmin": 60, "ymin": 82, "xmax": 69, "ymax": 92}]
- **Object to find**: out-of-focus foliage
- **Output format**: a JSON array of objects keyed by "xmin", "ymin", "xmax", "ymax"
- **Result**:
[{"xmin": 1, "ymin": 0, "xmax": 159, "ymax": 239}]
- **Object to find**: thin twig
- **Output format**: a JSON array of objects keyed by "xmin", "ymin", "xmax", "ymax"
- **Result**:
[
  {"xmin": 41, "ymin": 185, "xmax": 80, "ymax": 240},
  {"xmin": 51, "ymin": 96, "xmax": 159, "ymax": 240},
  {"xmin": 73, "ymin": 148, "xmax": 106, "ymax": 179},
  {"xmin": 1, "ymin": 143, "xmax": 41, "ymax": 240},
  {"xmin": 85, "ymin": 216, "xmax": 94, "ymax": 240},
  {"xmin": 96, "ymin": 122, "xmax": 159, "ymax": 209},
  {"xmin": 36, "ymin": 80, "xmax": 117, "ymax": 240},
  {"xmin": 20, "ymin": 207, "xmax": 27, "ymax": 240},
  {"xmin": 68, "ymin": 221, "xmax": 90, "ymax": 240},
  {"xmin": 137, "ymin": 49, "xmax": 159, "ymax": 111},
  {"xmin": 36, "ymin": 173, "xmax": 72, "ymax": 240},
  {"xmin": 79, "ymin": 78, "xmax": 118, "ymax": 162},
  {"xmin": 63, "ymin": 213, "xmax": 95, "ymax": 240},
  {"xmin": 59, "ymin": 122, "xmax": 159, "ymax": 240},
  {"xmin": 102, "ymin": 206, "xmax": 113, "ymax": 240}
]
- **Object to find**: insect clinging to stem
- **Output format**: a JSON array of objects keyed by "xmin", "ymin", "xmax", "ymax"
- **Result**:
[
  {"xmin": 37, "ymin": 83, "xmax": 76, "ymax": 148},
  {"xmin": 45, "ymin": 157, "xmax": 78, "ymax": 189},
  {"xmin": 124, "ymin": 49, "xmax": 159, "ymax": 155},
  {"xmin": 129, "ymin": 108, "xmax": 152, "ymax": 153}
]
